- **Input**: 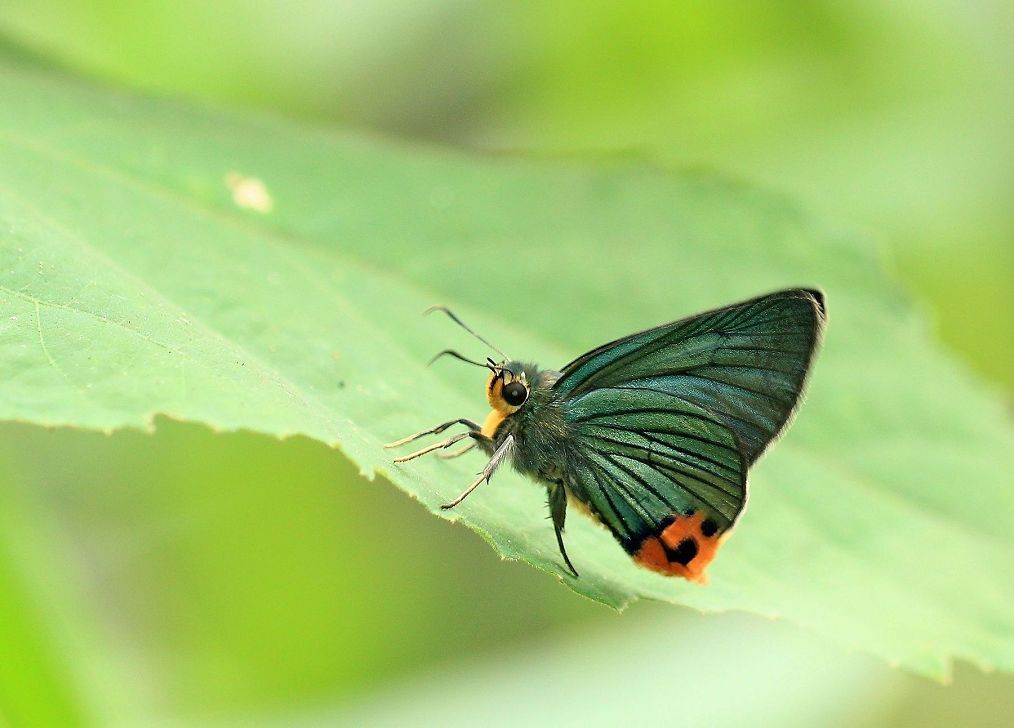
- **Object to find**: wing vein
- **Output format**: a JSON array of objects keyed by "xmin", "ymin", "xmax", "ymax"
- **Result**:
[{"xmin": 584, "ymin": 428, "xmax": 740, "ymax": 478}]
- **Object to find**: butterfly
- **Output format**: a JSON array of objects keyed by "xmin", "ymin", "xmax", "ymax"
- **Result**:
[{"xmin": 387, "ymin": 289, "xmax": 826, "ymax": 583}]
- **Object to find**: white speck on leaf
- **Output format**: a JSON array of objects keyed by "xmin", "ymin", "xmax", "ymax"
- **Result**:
[{"xmin": 225, "ymin": 172, "xmax": 274, "ymax": 213}]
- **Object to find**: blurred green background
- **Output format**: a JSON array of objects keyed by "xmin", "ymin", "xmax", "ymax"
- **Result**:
[{"xmin": 0, "ymin": 1, "xmax": 1011, "ymax": 725}]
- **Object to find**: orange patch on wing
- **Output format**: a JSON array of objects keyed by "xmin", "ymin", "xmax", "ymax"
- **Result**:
[
  {"xmin": 633, "ymin": 511, "xmax": 726, "ymax": 584},
  {"xmin": 634, "ymin": 537, "xmax": 671, "ymax": 572}
]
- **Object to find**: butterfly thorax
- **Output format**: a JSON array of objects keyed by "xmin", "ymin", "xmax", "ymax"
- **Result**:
[{"xmin": 480, "ymin": 362, "xmax": 574, "ymax": 482}]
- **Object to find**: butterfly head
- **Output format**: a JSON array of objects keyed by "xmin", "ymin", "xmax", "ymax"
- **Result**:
[{"xmin": 486, "ymin": 360, "xmax": 529, "ymax": 414}]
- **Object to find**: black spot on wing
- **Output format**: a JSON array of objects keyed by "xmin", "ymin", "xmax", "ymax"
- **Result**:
[{"xmin": 666, "ymin": 537, "xmax": 699, "ymax": 565}]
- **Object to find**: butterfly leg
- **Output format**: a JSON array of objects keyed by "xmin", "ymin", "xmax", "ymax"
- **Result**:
[
  {"xmin": 436, "ymin": 442, "xmax": 477, "ymax": 459},
  {"xmin": 441, "ymin": 434, "xmax": 513, "ymax": 510},
  {"xmin": 384, "ymin": 418, "xmax": 482, "ymax": 449},
  {"xmin": 548, "ymin": 482, "xmax": 579, "ymax": 578},
  {"xmin": 392, "ymin": 430, "xmax": 489, "ymax": 464}
]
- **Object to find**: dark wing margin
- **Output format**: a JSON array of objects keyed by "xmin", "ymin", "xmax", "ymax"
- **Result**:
[{"xmin": 555, "ymin": 288, "xmax": 826, "ymax": 464}]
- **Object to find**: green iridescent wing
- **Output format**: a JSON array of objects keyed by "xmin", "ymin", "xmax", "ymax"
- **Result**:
[
  {"xmin": 555, "ymin": 289, "xmax": 826, "ymax": 581},
  {"xmin": 565, "ymin": 390, "xmax": 747, "ymax": 581}
]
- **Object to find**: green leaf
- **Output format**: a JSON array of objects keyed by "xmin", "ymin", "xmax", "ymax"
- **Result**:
[{"xmin": 0, "ymin": 55, "xmax": 1011, "ymax": 681}]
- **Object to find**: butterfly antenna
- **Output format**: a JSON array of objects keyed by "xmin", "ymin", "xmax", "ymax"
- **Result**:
[
  {"xmin": 425, "ymin": 305, "xmax": 509, "ymax": 360},
  {"xmin": 427, "ymin": 349, "xmax": 491, "ymax": 369}
]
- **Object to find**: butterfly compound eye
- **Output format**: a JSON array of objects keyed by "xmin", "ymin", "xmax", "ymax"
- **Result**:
[{"xmin": 502, "ymin": 381, "xmax": 528, "ymax": 407}]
